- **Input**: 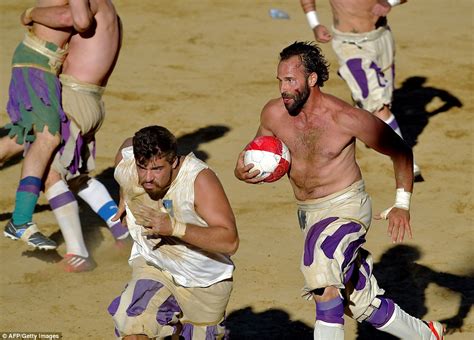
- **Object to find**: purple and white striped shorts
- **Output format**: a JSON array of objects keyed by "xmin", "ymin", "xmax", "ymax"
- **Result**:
[{"xmin": 297, "ymin": 180, "xmax": 385, "ymax": 320}]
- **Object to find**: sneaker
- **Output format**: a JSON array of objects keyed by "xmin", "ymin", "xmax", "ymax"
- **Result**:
[
  {"xmin": 59, "ymin": 254, "xmax": 95, "ymax": 273},
  {"xmin": 425, "ymin": 321, "xmax": 445, "ymax": 340},
  {"xmin": 4, "ymin": 220, "xmax": 57, "ymax": 250}
]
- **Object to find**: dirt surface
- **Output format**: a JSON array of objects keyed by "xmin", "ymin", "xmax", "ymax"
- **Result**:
[{"xmin": 0, "ymin": 1, "xmax": 472, "ymax": 339}]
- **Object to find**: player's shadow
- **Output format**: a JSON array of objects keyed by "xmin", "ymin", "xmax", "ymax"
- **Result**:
[
  {"xmin": 391, "ymin": 76, "xmax": 463, "ymax": 148},
  {"xmin": 226, "ymin": 306, "xmax": 313, "ymax": 339},
  {"xmin": 356, "ymin": 245, "xmax": 473, "ymax": 339},
  {"xmin": 176, "ymin": 124, "xmax": 230, "ymax": 161}
]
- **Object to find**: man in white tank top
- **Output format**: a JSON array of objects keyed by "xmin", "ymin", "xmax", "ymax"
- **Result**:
[{"xmin": 109, "ymin": 125, "xmax": 239, "ymax": 339}]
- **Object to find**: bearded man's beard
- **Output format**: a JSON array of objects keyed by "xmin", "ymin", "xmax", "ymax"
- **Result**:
[{"xmin": 283, "ymin": 84, "xmax": 310, "ymax": 116}]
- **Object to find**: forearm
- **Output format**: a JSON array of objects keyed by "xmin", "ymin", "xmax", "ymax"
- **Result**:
[
  {"xmin": 26, "ymin": 5, "xmax": 73, "ymax": 28},
  {"xmin": 390, "ymin": 148, "xmax": 414, "ymax": 193},
  {"xmin": 180, "ymin": 223, "xmax": 239, "ymax": 256},
  {"xmin": 300, "ymin": 0, "xmax": 316, "ymax": 13}
]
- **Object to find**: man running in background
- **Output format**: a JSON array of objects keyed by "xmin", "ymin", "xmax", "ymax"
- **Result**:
[
  {"xmin": 4, "ymin": 0, "xmax": 128, "ymax": 272},
  {"xmin": 299, "ymin": 0, "xmax": 422, "ymax": 179}
]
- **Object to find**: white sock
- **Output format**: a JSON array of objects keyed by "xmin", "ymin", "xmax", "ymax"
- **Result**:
[
  {"xmin": 314, "ymin": 320, "xmax": 344, "ymax": 340},
  {"xmin": 377, "ymin": 303, "xmax": 435, "ymax": 339},
  {"xmin": 384, "ymin": 114, "xmax": 404, "ymax": 138},
  {"xmin": 45, "ymin": 180, "xmax": 88, "ymax": 257},
  {"xmin": 77, "ymin": 178, "xmax": 129, "ymax": 240}
]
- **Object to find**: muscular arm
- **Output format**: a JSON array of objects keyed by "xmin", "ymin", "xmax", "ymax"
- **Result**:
[
  {"xmin": 343, "ymin": 105, "xmax": 414, "ymax": 242},
  {"xmin": 184, "ymin": 169, "xmax": 239, "ymax": 255},
  {"xmin": 138, "ymin": 169, "xmax": 239, "ymax": 255},
  {"xmin": 299, "ymin": 0, "xmax": 332, "ymax": 43},
  {"xmin": 372, "ymin": 0, "xmax": 408, "ymax": 17},
  {"xmin": 22, "ymin": 5, "xmax": 73, "ymax": 28},
  {"xmin": 68, "ymin": 0, "xmax": 98, "ymax": 32},
  {"xmin": 341, "ymin": 106, "xmax": 413, "ymax": 192}
]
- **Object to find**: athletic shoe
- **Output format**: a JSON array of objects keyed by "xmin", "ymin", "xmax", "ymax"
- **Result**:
[
  {"xmin": 425, "ymin": 321, "xmax": 445, "ymax": 340},
  {"xmin": 4, "ymin": 220, "xmax": 57, "ymax": 250},
  {"xmin": 59, "ymin": 254, "xmax": 96, "ymax": 273}
]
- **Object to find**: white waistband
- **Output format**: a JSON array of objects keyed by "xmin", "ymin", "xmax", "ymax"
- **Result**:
[
  {"xmin": 332, "ymin": 25, "xmax": 388, "ymax": 43},
  {"xmin": 297, "ymin": 180, "xmax": 365, "ymax": 210}
]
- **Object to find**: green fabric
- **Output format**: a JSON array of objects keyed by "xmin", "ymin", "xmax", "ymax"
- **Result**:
[
  {"xmin": 11, "ymin": 41, "xmax": 52, "ymax": 69},
  {"xmin": 8, "ymin": 68, "xmax": 61, "ymax": 143},
  {"xmin": 12, "ymin": 190, "xmax": 39, "ymax": 226}
]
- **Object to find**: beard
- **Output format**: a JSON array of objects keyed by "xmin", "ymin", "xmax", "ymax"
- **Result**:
[{"xmin": 282, "ymin": 83, "xmax": 310, "ymax": 117}]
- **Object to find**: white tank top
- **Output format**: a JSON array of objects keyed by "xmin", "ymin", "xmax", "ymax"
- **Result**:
[{"xmin": 114, "ymin": 147, "xmax": 234, "ymax": 287}]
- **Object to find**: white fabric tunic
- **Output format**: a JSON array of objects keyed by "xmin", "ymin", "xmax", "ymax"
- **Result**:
[{"xmin": 114, "ymin": 146, "xmax": 234, "ymax": 288}]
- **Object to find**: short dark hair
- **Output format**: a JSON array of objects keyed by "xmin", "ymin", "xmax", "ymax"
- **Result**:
[
  {"xmin": 279, "ymin": 41, "xmax": 330, "ymax": 87},
  {"xmin": 133, "ymin": 125, "xmax": 178, "ymax": 165}
]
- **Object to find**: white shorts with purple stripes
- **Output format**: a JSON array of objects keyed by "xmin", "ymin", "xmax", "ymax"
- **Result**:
[
  {"xmin": 297, "ymin": 180, "xmax": 385, "ymax": 321},
  {"xmin": 332, "ymin": 25, "xmax": 395, "ymax": 113},
  {"xmin": 108, "ymin": 256, "xmax": 232, "ymax": 339}
]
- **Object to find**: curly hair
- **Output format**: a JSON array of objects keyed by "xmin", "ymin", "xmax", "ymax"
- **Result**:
[
  {"xmin": 133, "ymin": 125, "xmax": 177, "ymax": 165},
  {"xmin": 279, "ymin": 41, "xmax": 330, "ymax": 87}
]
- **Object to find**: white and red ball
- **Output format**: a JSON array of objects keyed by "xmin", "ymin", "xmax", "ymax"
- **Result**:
[{"xmin": 243, "ymin": 135, "xmax": 291, "ymax": 183}]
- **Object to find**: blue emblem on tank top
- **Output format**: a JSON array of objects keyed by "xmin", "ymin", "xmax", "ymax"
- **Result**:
[{"xmin": 163, "ymin": 199, "xmax": 174, "ymax": 217}]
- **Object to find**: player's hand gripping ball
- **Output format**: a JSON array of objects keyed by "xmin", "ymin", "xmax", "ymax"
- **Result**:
[{"xmin": 243, "ymin": 136, "xmax": 291, "ymax": 183}]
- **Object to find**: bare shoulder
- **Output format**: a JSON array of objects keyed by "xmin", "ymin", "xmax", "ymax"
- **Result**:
[
  {"xmin": 195, "ymin": 168, "xmax": 224, "ymax": 193},
  {"xmin": 261, "ymin": 97, "xmax": 287, "ymax": 121}
]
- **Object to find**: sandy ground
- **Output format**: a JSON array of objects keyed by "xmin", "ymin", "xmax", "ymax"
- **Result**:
[{"xmin": 0, "ymin": 1, "xmax": 472, "ymax": 339}]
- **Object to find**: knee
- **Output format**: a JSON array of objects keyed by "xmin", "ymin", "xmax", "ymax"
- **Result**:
[
  {"xmin": 313, "ymin": 287, "xmax": 345, "ymax": 325},
  {"xmin": 35, "ymin": 127, "xmax": 60, "ymax": 149}
]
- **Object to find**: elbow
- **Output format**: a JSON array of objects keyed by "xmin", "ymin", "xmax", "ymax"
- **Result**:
[
  {"xmin": 73, "ymin": 16, "xmax": 93, "ymax": 33},
  {"xmin": 225, "ymin": 237, "xmax": 239, "ymax": 256}
]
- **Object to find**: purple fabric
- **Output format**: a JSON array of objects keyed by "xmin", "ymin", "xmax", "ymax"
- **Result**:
[
  {"xmin": 107, "ymin": 296, "xmax": 121, "ymax": 316},
  {"xmin": 114, "ymin": 328, "xmax": 120, "ymax": 337},
  {"xmin": 343, "ymin": 262, "xmax": 355, "ymax": 285},
  {"xmin": 303, "ymin": 217, "xmax": 339, "ymax": 266},
  {"xmin": 181, "ymin": 323, "xmax": 194, "ymax": 340},
  {"xmin": 369, "ymin": 61, "xmax": 385, "ymax": 87},
  {"xmin": 48, "ymin": 190, "xmax": 76, "ymax": 210},
  {"xmin": 6, "ymin": 68, "xmax": 29, "ymax": 123},
  {"xmin": 320, "ymin": 222, "xmax": 362, "ymax": 259},
  {"xmin": 341, "ymin": 238, "xmax": 366, "ymax": 273},
  {"xmin": 126, "ymin": 279, "xmax": 164, "ymax": 317},
  {"xmin": 387, "ymin": 117, "xmax": 400, "ymax": 131},
  {"xmin": 366, "ymin": 298, "xmax": 395, "ymax": 328},
  {"xmin": 29, "ymin": 68, "xmax": 50, "ymax": 106},
  {"xmin": 316, "ymin": 296, "xmax": 344, "ymax": 325},
  {"xmin": 206, "ymin": 325, "xmax": 218, "ymax": 340},
  {"xmin": 346, "ymin": 58, "xmax": 369, "ymax": 98},
  {"xmin": 110, "ymin": 222, "xmax": 129, "ymax": 239},
  {"xmin": 18, "ymin": 176, "xmax": 42, "ymax": 195},
  {"xmin": 156, "ymin": 295, "xmax": 181, "ymax": 325}
]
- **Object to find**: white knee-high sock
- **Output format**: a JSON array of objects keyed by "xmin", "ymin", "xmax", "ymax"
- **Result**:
[
  {"xmin": 77, "ymin": 178, "xmax": 129, "ymax": 240},
  {"xmin": 314, "ymin": 321, "xmax": 344, "ymax": 339},
  {"xmin": 45, "ymin": 180, "xmax": 88, "ymax": 257},
  {"xmin": 384, "ymin": 114, "xmax": 403, "ymax": 138},
  {"xmin": 377, "ymin": 303, "xmax": 435, "ymax": 339}
]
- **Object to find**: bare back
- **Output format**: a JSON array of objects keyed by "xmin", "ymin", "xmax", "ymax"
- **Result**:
[
  {"xmin": 33, "ymin": 0, "xmax": 70, "ymax": 47},
  {"xmin": 259, "ymin": 95, "xmax": 362, "ymax": 201},
  {"xmin": 329, "ymin": 0, "xmax": 384, "ymax": 32},
  {"xmin": 62, "ymin": 0, "xmax": 121, "ymax": 86}
]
